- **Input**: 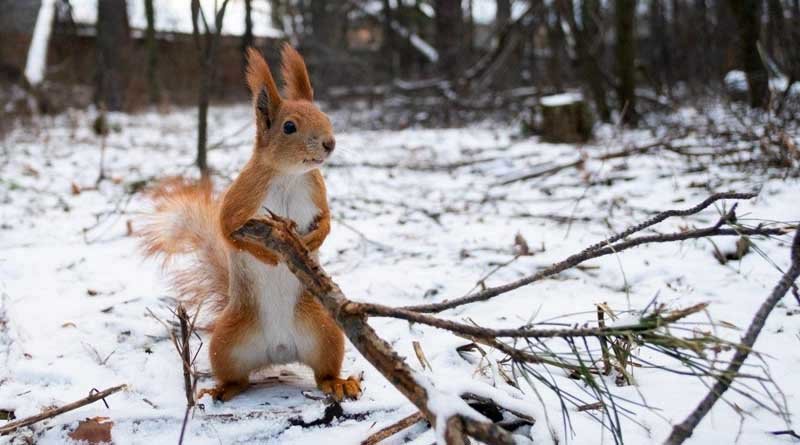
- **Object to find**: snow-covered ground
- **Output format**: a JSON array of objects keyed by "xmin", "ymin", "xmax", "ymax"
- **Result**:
[{"xmin": 0, "ymin": 104, "xmax": 797, "ymax": 444}]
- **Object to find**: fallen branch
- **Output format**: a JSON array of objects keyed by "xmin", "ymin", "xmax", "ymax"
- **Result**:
[
  {"xmin": 663, "ymin": 227, "xmax": 800, "ymax": 445},
  {"xmin": 403, "ymin": 193, "xmax": 790, "ymax": 313},
  {"xmin": 361, "ymin": 411, "xmax": 427, "ymax": 445},
  {"xmin": 233, "ymin": 217, "xmax": 516, "ymax": 444},
  {"xmin": 344, "ymin": 301, "xmax": 708, "ymax": 340},
  {"xmin": 0, "ymin": 385, "xmax": 127, "ymax": 435}
]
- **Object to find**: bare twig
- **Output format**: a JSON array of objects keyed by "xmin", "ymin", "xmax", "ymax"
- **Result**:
[
  {"xmin": 177, "ymin": 304, "xmax": 194, "ymax": 408},
  {"xmin": 403, "ymin": 193, "xmax": 789, "ymax": 313},
  {"xmin": 361, "ymin": 411, "xmax": 427, "ymax": 445},
  {"xmin": 664, "ymin": 227, "xmax": 800, "ymax": 445},
  {"xmin": 0, "ymin": 385, "xmax": 126, "ymax": 435},
  {"xmin": 346, "ymin": 301, "xmax": 708, "ymax": 340}
]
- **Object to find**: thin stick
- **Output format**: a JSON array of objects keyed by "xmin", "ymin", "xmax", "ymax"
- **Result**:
[
  {"xmin": 177, "ymin": 304, "xmax": 194, "ymax": 407},
  {"xmin": 664, "ymin": 227, "xmax": 800, "ymax": 445},
  {"xmin": 597, "ymin": 304, "xmax": 611, "ymax": 375},
  {"xmin": 403, "ymin": 193, "xmax": 788, "ymax": 313},
  {"xmin": 0, "ymin": 385, "xmax": 126, "ymax": 435},
  {"xmin": 361, "ymin": 411, "xmax": 427, "ymax": 445}
]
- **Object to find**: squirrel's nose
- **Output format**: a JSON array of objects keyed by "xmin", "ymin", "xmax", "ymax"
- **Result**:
[{"xmin": 322, "ymin": 138, "xmax": 336, "ymax": 154}]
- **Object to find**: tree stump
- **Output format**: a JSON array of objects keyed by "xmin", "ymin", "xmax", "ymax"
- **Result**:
[{"xmin": 540, "ymin": 92, "xmax": 594, "ymax": 143}]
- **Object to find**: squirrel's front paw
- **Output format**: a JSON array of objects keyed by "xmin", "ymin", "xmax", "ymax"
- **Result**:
[
  {"xmin": 254, "ymin": 212, "xmax": 298, "ymax": 231},
  {"xmin": 317, "ymin": 376, "xmax": 362, "ymax": 401}
]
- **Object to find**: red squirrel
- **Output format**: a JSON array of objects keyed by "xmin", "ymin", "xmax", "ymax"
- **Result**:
[{"xmin": 140, "ymin": 44, "xmax": 361, "ymax": 402}]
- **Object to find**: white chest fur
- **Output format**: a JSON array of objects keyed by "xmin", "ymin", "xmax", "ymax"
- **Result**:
[
  {"xmin": 233, "ymin": 173, "xmax": 321, "ymax": 366},
  {"xmin": 258, "ymin": 174, "xmax": 319, "ymax": 232}
]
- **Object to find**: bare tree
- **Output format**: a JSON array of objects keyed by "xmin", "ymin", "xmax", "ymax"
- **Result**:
[
  {"xmin": 545, "ymin": 6, "xmax": 567, "ymax": 91},
  {"xmin": 496, "ymin": 0, "xmax": 511, "ymax": 30},
  {"xmin": 95, "ymin": 0, "xmax": 130, "ymax": 111},
  {"xmin": 647, "ymin": 0, "xmax": 672, "ymax": 93},
  {"xmin": 381, "ymin": 0, "xmax": 397, "ymax": 78},
  {"xmin": 241, "ymin": 0, "xmax": 254, "ymax": 74},
  {"xmin": 728, "ymin": 0, "xmax": 769, "ymax": 108},
  {"xmin": 144, "ymin": 0, "xmax": 159, "ymax": 104},
  {"xmin": 560, "ymin": 0, "xmax": 611, "ymax": 121},
  {"xmin": 190, "ymin": 0, "xmax": 230, "ymax": 176},
  {"xmin": 434, "ymin": 0, "xmax": 464, "ymax": 80},
  {"xmin": 614, "ymin": 0, "xmax": 637, "ymax": 124},
  {"xmin": 309, "ymin": 0, "xmax": 345, "ymax": 52}
]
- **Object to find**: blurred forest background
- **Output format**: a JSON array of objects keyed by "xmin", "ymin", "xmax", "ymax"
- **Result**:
[
  {"xmin": 2, "ymin": 2, "xmax": 800, "ymax": 444},
  {"xmin": 2, "ymin": 0, "xmax": 798, "ymax": 131}
]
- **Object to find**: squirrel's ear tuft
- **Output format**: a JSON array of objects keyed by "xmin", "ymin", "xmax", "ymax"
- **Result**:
[
  {"xmin": 280, "ymin": 43, "xmax": 313, "ymax": 101},
  {"xmin": 246, "ymin": 47, "xmax": 282, "ymax": 120}
]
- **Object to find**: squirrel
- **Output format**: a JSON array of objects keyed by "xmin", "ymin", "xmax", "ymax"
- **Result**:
[{"xmin": 139, "ymin": 44, "xmax": 361, "ymax": 402}]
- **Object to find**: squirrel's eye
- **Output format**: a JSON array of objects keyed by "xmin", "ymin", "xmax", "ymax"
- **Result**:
[{"xmin": 283, "ymin": 121, "xmax": 297, "ymax": 134}]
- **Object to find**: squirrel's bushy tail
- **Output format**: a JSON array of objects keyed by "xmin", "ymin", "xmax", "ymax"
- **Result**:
[{"xmin": 139, "ymin": 177, "xmax": 229, "ymax": 314}]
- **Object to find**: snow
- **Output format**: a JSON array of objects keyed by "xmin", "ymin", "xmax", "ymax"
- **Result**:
[
  {"xmin": 541, "ymin": 92, "xmax": 583, "ymax": 107},
  {"xmin": 24, "ymin": 0, "xmax": 57, "ymax": 86},
  {"xmin": 725, "ymin": 70, "xmax": 800, "ymax": 95},
  {"xmin": 0, "ymin": 103, "xmax": 798, "ymax": 444}
]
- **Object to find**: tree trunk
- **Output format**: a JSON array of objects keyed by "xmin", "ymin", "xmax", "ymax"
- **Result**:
[
  {"xmin": 466, "ymin": 0, "xmax": 475, "ymax": 58},
  {"xmin": 728, "ymin": 0, "xmax": 769, "ymax": 108},
  {"xmin": 671, "ymin": 0, "xmax": 683, "ymax": 84},
  {"xmin": 310, "ymin": 0, "xmax": 344, "ymax": 51},
  {"xmin": 191, "ymin": 0, "xmax": 230, "ymax": 176},
  {"xmin": 95, "ymin": 0, "xmax": 130, "ymax": 111},
  {"xmin": 197, "ymin": 65, "xmax": 209, "ymax": 174},
  {"xmin": 434, "ymin": 0, "xmax": 463, "ymax": 80},
  {"xmin": 546, "ymin": 7, "xmax": 566, "ymax": 91},
  {"xmin": 144, "ymin": 0, "xmax": 159, "ymax": 104},
  {"xmin": 579, "ymin": 0, "xmax": 610, "ymax": 122},
  {"xmin": 614, "ymin": 0, "xmax": 636, "ymax": 124},
  {"xmin": 692, "ymin": 0, "xmax": 710, "ymax": 85},
  {"xmin": 766, "ymin": 0, "xmax": 788, "ymax": 73},
  {"xmin": 381, "ymin": 0, "xmax": 397, "ymax": 78},
  {"xmin": 648, "ymin": 0, "xmax": 671, "ymax": 93},
  {"xmin": 241, "ymin": 0, "xmax": 254, "ymax": 73},
  {"xmin": 496, "ymin": 0, "xmax": 511, "ymax": 29}
]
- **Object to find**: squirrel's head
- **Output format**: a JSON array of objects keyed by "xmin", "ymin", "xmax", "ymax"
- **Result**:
[{"xmin": 245, "ymin": 44, "xmax": 335, "ymax": 174}]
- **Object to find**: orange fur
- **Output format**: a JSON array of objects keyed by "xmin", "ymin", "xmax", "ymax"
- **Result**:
[
  {"xmin": 139, "ymin": 177, "xmax": 230, "ymax": 314},
  {"xmin": 303, "ymin": 170, "xmax": 331, "ymax": 251},
  {"xmin": 280, "ymin": 43, "xmax": 314, "ymax": 101},
  {"xmin": 140, "ymin": 46, "xmax": 356, "ymax": 402}
]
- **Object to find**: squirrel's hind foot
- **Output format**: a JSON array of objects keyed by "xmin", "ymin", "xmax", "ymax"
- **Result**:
[
  {"xmin": 197, "ymin": 380, "xmax": 249, "ymax": 402},
  {"xmin": 317, "ymin": 376, "xmax": 361, "ymax": 401}
]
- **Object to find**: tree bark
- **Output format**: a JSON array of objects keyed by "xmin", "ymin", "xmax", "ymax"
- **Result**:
[
  {"xmin": 496, "ymin": 0, "xmax": 511, "ymax": 29},
  {"xmin": 648, "ymin": 0, "xmax": 671, "ymax": 92},
  {"xmin": 728, "ymin": 0, "xmax": 769, "ymax": 108},
  {"xmin": 310, "ymin": 0, "xmax": 345, "ymax": 52},
  {"xmin": 546, "ymin": 6, "xmax": 566, "ymax": 91},
  {"xmin": 241, "ymin": 0, "xmax": 254, "ymax": 73},
  {"xmin": 434, "ymin": 0, "xmax": 464, "ymax": 80},
  {"xmin": 191, "ymin": 0, "xmax": 230, "ymax": 176},
  {"xmin": 381, "ymin": 0, "xmax": 397, "ymax": 78},
  {"xmin": 559, "ymin": 0, "xmax": 610, "ymax": 120},
  {"xmin": 144, "ymin": 0, "xmax": 159, "ymax": 104},
  {"xmin": 95, "ymin": 0, "xmax": 130, "ymax": 111},
  {"xmin": 614, "ymin": 0, "xmax": 637, "ymax": 124},
  {"xmin": 692, "ymin": 0, "xmax": 709, "ymax": 85},
  {"xmin": 197, "ymin": 66, "xmax": 210, "ymax": 174},
  {"xmin": 766, "ymin": 0, "xmax": 784, "ymax": 59}
]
